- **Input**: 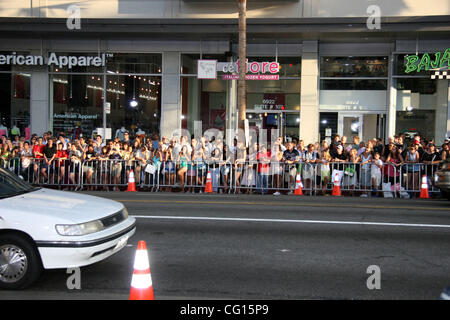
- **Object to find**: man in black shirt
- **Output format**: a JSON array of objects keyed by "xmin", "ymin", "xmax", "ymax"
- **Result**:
[
  {"xmin": 422, "ymin": 144, "xmax": 441, "ymax": 179},
  {"xmin": 332, "ymin": 145, "xmax": 348, "ymax": 171},
  {"xmin": 41, "ymin": 138, "xmax": 57, "ymax": 182},
  {"xmin": 283, "ymin": 142, "xmax": 300, "ymax": 193}
]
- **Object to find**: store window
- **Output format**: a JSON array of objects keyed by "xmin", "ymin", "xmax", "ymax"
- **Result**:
[
  {"xmin": 320, "ymin": 56, "xmax": 388, "ymax": 90},
  {"xmin": 319, "ymin": 56, "xmax": 388, "ymax": 142},
  {"xmin": 0, "ymin": 72, "xmax": 30, "ymax": 139},
  {"xmin": 247, "ymin": 79, "xmax": 301, "ymax": 111},
  {"xmin": 319, "ymin": 113, "xmax": 338, "ymax": 142},
  {"xmin": 106, "ymin": 75, "xmax": 161, "ymax": 137},
  {"xmin": 181, "ymin": 53, "xmax": 231, "ymax": 136},
  {"xmin": 393, "ymin": 75, "xmax": 448, "ymax": 143},
  {"xmin": 51, "ymin": 74, "xmax": 103, "ymax": 138},
  {"xmin": 320, "ymin": 56, "xmax": 388, "ymax": 77},
  {"xmin": 181, "ymin": 77, "xmax": 227, "ymax": 134},
  {"xmin": 0, "ymin": 52, "xmax": 31, "ymax": 139},
  {"xmin": 320, "ymin": 79, "xmax": 387, "ymax": 90},
  {"xmin": 107, "ymin": 53, "xmax": 162, "ymax": 74},
  {"xmin": 50, "ymin": 52, "xmax": 162, "ymax": 139},
  {"xmin": 182, "ymin": 54, "xmax": 230, "ymax": 75}
]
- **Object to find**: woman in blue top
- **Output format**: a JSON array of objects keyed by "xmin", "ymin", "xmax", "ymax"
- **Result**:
[
  {"xmin": 177, "ymin": 145, "xmax": 190, "ymax": 192},
  {"xmin": 404, "ymin": 144, "xmax": 420, "ymax": 196}
]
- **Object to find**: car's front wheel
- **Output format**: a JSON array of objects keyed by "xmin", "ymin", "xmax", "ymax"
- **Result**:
[{"xmin": 0, "ymin": 233, "xmax": 42, "ymax": 289}]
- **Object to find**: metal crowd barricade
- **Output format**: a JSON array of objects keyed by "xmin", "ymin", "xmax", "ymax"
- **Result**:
[
  {"xmin": 4, "ymin": 156, "xmax": 83, "ymax": 190},
  {"xmin": 3, "ymin": 156, "xmax": 443, "ymax": 197}
]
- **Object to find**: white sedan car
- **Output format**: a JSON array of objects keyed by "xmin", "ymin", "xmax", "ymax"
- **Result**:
[{"xmin": 0, "ymin": 167, "xmax": 136, "ymax": 289}]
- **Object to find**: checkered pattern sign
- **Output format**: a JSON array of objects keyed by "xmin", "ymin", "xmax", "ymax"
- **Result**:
[{"xmin": 431, "ymin": 71, "xmax": 449, "ymax": 80}]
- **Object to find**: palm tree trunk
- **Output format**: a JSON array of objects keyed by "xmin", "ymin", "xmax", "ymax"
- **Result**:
[{"xmin": 238, "ymin": 0, "xmax": 247, "ymax": 131}]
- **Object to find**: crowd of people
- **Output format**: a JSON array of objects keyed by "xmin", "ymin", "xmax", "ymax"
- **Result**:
[{"xmin": 0, "ymin": 129, "xmax": 448, "ymax": 197}]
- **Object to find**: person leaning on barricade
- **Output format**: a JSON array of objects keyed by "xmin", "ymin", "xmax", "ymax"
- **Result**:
[
  {"xmin": 422, "ymin": 143, "xmax": 441, "ymax": 192},
  {"xmin": 332, "ymin": 144, "xmax": 347, "ymax": 175},
  {"xmin": 208, "ymin": 147, "xmax": 222, "ymax": 193},
  {"xmin": 221, "ymin": 144, "xmax": 234, "ymax": 194},
  {"xmin": 109, "ymin": 143, "xmax": 123, "ymax": 192},
  {"xmin": 176, "ymin": 145, "xmax": 190, "ymax": 192},
  {"xmin": 67, "ymin": 143, "xmax": 82, "ymax": 190},
  {"xmin": 256, "ymin": 145, "xmax": 270, "ymax": 195},
  {"xmin": 271, "ymin": 143, "xmax": 283, "ymax": 196},
  {"xmin": 98, "ymin": 146, "xmax": 111, "ymax": 191},
  {"xmin": 32, "ymin": 137, "xmax": 45, "ymax": 184},
  {"xmin": 303, "ymin": 144, "xmax": 319, "ymax": 195},
  {"xmin": 41, "ymin": 138, "xmax": 57, "ymax": 184},
  {"xmin": 233, "ymin": 139, "xmax": 247, "ymax": 194},
  {"xmin": 122, "ymin": 142, "xmax": 135, "ymax": 189},
  {"xmin": 82, "ymin": 144, "xmax": 98, "ymax": 191},
  {"xmin": 0, "ymin": 140, "xmax": 11, "ymax": 169},
  {"xmin": 55, "ymin": 141, "xmax": 68, "ymax": 187},
  {"xmin": 283, "ymin": 141, "xmax": 301, "ymax": 195},
  {"xmin": 359, "ymin": 146, "xmax": 373, "ymax": 197},
  {"xmin": 20, "ymin": 141, "xmax": 34, "ymax": 182},
  {"xmin": 241, "ymin": 141, "xmax": 258, "ymax": 194},
  {"xmin": 134, "ymin": 145, "xmax": 150, "ymax": 189},
  {"xmin": 342, "ymin": 148, "xmax": 360, "ymax": 197},
  {"xmin": 404, "ymin": 144, "xmax": 421, "ymax": 198},
  {"xmin": 370, "ymin": 152, "xmax": 384, "ymax": 197},
  {"xmin": 162, "ymin": 145, "xmax": 175, "ymax": 192},
  {"xmin": 385, "ymin": 142, "xmax": 403, "ymax": 187},
  {"xmin": 318, "ymin": 147, "xmax": 332, "ymax": 196}
]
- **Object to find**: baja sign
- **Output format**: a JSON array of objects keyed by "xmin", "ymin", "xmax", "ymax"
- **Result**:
[{"xmin": 404, "ymin": 48, "xmax": 450, "ymax": 73}]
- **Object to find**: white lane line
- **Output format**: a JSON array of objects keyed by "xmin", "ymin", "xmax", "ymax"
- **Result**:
[{"xmin": 131, "ymin": 215, "xmax": 450, "ymax": 229}]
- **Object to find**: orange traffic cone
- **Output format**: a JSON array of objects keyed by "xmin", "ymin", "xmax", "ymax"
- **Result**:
[
  {"xmin": 420, "ymin": 175, "xmax": 429, "ymax": 199},
  {"xmin": 332, "ymin": 172, "xmax": 341, "ymax": 196},
  {"xmin": 205, "ymin": 170, "xmax": 213, "ymax": 193},
  {"xmin": 129, "ymin": 241, "xmax": 154, "ymax": 300},
  {"xmin": 294, "ymin": 172, "xmax": 303, "ymax": 196},
  {"xmin": 126, "ymin": 169, "xmax": 137, "ymax": 192}
]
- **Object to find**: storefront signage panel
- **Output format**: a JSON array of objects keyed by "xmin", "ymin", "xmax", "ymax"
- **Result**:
[
  {"xmin": 405, "ymin": 48, "xmax": 450, "ymax": 73},
  {"xmin": 319, "ymin": 90, "xmax": 387, "ymax": 111},
  {"xmin": 253, "ymin": 93, "xmax": 286, "ymax": 110},
  {"xmin": 198, "ymin": 60, "xmax": 280, "ymax": 80},
  {"xmin": 0, "ymin": 52, "xmax": 107, "ymax": 69}
]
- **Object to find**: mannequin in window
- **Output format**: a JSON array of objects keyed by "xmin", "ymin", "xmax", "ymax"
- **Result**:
[
  {"xmin": 72, "ymin": 124, "xmax": 82, "ymax": 141},
  {"xmin": 11, "ymin": 124, "xmax": 20, "ymax": 137},
  {"xmin": 25, "ymin": 125, "xmax": 31, "ymax": 141},
  {"xmin": 115, "ymin": 126, "xmax": 127, "ymax": 141},
  {"xmin": 0, "ymin": 123, "xmax": 8, "ymax": 138}
]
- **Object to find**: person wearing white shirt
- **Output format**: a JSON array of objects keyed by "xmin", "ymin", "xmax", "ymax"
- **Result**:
[{"xmin": 371, "ymin": 152, "xmax": 383, "ymax": 194}]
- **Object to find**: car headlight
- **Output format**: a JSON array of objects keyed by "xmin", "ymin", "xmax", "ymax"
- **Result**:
[
  {"xmin": 122, "ymin": 207, "xmax": 129, "ymax": 219},
  {"xmin": 56, "ymin": 220, "xmax": 104, "ymax": 236}
]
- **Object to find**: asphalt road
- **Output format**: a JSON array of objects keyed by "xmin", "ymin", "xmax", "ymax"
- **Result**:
[{"xmin": 1, "ymin": 192, "xmax": 450, "ymax": 300}]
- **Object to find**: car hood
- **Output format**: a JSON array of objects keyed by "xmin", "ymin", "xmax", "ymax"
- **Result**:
[{"xmin": 2, "ymin": 188, "xmax": 123, "ymax": 223}]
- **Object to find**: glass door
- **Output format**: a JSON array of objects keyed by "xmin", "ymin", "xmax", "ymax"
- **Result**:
[{"xmin": 338, "ymin": 113, "xmax": 363, "ymax": 141}]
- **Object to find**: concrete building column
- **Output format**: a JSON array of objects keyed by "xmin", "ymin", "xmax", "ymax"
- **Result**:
[
  {"xmin": 435, "ymin": 79, "xmax": 449, "ymax": 145},
  {"xmin": 299, "ymin": 41, "xmax": 319, "ymax": 144},
  {"xmin": 30, "ymin": 67, "xmax": 50, "ymax": 136},
  {"xmin": 160, "ymin": 51, "xmax": 181, "ymax": 138}
]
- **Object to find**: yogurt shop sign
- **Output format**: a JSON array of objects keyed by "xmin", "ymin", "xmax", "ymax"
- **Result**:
[
  {"xmin": 198, "ymin": 59, "xmax": 280, "ymax": 80},
  {"xmin": 0, "ymin": 52, "xmax": 107, "ymax": 69}
]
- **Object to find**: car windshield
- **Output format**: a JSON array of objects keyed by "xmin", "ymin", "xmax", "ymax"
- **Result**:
[{"xmin": 0, "ymin": 168, "xmax": 38, "ymax": 199}]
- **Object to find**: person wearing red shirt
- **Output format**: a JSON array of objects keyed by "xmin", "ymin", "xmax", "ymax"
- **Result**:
[
  {"xmin": 257, "ymin": 145, "xmax": 271, "ymax": 195},
  {"xmin": 55, "ymin": 142, "xmax": 68, "ymax": 186},
  {"xmin": 32, "ymin": 137, "xmax": 45, "ymax": 184}
]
